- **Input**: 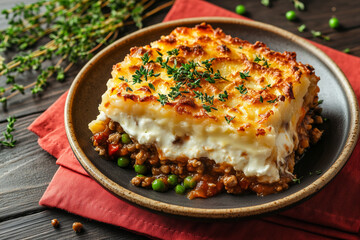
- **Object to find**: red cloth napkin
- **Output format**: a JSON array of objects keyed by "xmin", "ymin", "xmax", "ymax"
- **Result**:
[{"xmin": 28, "ymin": 0, "xmax": 360, "ymax": 239}]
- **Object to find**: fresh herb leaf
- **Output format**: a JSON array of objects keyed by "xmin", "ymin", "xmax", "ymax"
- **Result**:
[
  {"xmin": 318, "ymin": 99, "xmax": 323, "ymax": 105},
  {"xmin": 260, "ymin": 96, "xmax": 263, "ymax": 103},
  {"xmin": 167, "ymin": 48, "xmax": 179, "ymax": 56},
  {"xmin": 292, "ymin": 176, "xmax": 303, "ymax": 184},
  {"xmin": 343, "ymin": 48, "xmax": 350, "ymax": 54},
  {"xmin": 254, "ymin": 55, "xmax": 262, "ymax": 63},
  {"xmin": 261, "ymin": 84, "xmax": 271, "ymax": 90},
  {"xmin": 267, "ymin": 98, "xmax": 277, "ymax": 103},
  {"xmin": 240, "ymin": 71, "xmax": 250, "ymax": 79},
  {"xmin": 311, "ymin": 30, "xmax": 330, "ymax": 41},
  {"xmin": 218, "ymin": 90, "xmax": 228, "ymax": 102},
  {"xmin": 254, "ymin": 55, "xmax": 270, "ymax": 67},
  {"xmin": 11, "ymin": 84, "xmax": 25, "ymax": 94},
  {"xmin": 148, "ymin": 83, "xmax": 155, "ymax": 91},
  {"xmin": 225, "ymin": 115, "xmax": 235, "ymax": 124},
  {"xmin": 235, "ymin": 84, "xmax": 248, "ymax": 94},
  {"xmin": 157, "ymin": 93, "xmax": 169, "ymax": 106},
  {"xmin": 292, "ymin": 0, "xmax": 305, "ymax": 11},
  {"xmin": 202, "ymin": 104, "xmax": 217, "ymax": 112},
  {"xmin": 193, "ymin": 91, "xmax": 214, "ymax": 105},
  {"xmin": 141, "ymin": 52, "xmax": 150, "ymax": 65},
  {"xmin": 0, "ymin": 116, "xmax": 16, "ymax": 147},
  {"xmin": 125, "ymin": 87, "xmax": 133, "ymax": 92},
  {"xmin": 298, "ymin": 24, "xmax": 306, "ymax": 32}
]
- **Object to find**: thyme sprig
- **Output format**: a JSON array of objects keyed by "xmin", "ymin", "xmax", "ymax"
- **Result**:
[
  {"xmin": 0, "ymin": 0, "xmax": 174, "ymax": 109},
  {"xmin": 254, "ymin": 55, "xmax": 271, "ymax": 68},
  {"xmin": 0, "ymin": 116, "xmax": 16, "ymax": 147}
]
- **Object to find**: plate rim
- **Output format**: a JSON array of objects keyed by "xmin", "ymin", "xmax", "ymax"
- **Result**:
[{"xmin": 64, "ymin": 17, "xmax": 360, "ymax": 218}]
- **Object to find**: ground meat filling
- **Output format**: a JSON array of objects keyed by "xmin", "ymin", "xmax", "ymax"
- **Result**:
[{"xmin": 91, "ymin": 103, "xmax": 323, "ymax": 199}]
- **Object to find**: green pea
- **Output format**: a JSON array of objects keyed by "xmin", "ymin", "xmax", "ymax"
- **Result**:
[
  {"xmin": 136, "ymin": 174, "xmax": 144, "ymax": 177},
  {"xmin": 175, "ymin": 184, "xmax": 186, "ymax": 195},
  {"xmin": 134, "ymin": 164, "xmax": 147, "ymax": 174},
  {"xmin": 329, "ymin": 17, "xmax": 339, "ymax": 29},
  {"xmin": 121, "ymin": 133, "xmax": 131, "ymax": 144},
  {"xmin": 167, "ymin": 174, "xmax": 178, "ymax": 186},
  {"xmin": 285, "ymin": 10, "xmax": 296, "ymax": 21},
  {"xmin": 235, "ymin": 5, "xmax": 246, "ymax": 15},
  {"xmin": 117, "ymin": 157, "xmax": 130, "ymax": 167},
  {"xmin": 152, "ymin": 179, "xmax": 166, "ymax": 192},
  {"xmin": 183, "ymin": 176, "xmax": 197, "ymax": 189}
]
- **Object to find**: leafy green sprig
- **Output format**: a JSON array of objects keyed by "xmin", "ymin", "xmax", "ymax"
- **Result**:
[
  {"xmin": 254, "ymin": 55, "xmax": 270, "ymax": 68},
  {"xmin": 0, "ymin": 116, "xmax": 16, "ymax": 147},
  {"xmin": 0, "ymin": 0, "xmax": 174, "ymax": 109},
  {"xmin": 153, "ymin": 50, "xmax": 228, "ymax": 112}
]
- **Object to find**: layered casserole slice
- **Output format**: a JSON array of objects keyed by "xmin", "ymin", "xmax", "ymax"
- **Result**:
[{"xmin": 89, "ymin": 23, "xmax": 323, "ymax": 198}]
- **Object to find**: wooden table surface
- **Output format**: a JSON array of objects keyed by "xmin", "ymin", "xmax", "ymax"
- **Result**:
[{"xmin": 1, "ymin": 0, "xmax": 359, "ymax": 239}]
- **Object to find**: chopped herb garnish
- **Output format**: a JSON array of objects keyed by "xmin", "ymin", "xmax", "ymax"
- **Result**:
[
  {"xmin": 141, "ymin": 52, "xmax": 151, "ymax": 65},
  {"xmin": 148, "ymin": 83, "xmax": 155, "ymax": 91},
  {"xmin": 254, "ymin": 55, "xmax": 262, "ymax": 63},
  {"xmin": 168, "ymin": 82, "xmax": 189, "ymax": 100},
  {"xmin": 125, "ymin": 87, "xmax": 133, "ymax": 92},
  {"xmin": 292, "ymin": 0, "xmax": 305, "ymax": 11},
  {"xmin": 1, "ymin": 116, "xmax": 16, "ymax": 147},
  {"xmin": 119, "ymin": 76, "xmax": 128, "ymax": 82},
  {"xmin": 260, "ymin": 96, "xmax": 263, "ymax": 103},
  {"xmin": 167, "ymin": 48, "xmax": 179, "ymax": 56},
  {"xmin": 202, "ymin": 104, "xmax": 217, "ymax": 112},
  {"xmin": 240, "ymin": 71, "xmax": 251, "ymax": 79},
  {"xmin": 225, "ymin": 116, "xmax": 235, "ymax": 124},
  {"xmin": 239, "ymin": 46, "xmax": 243, "ymax": 49},
  {"xmin": 311, "ymin": 30, "xmax": 330, "ymax": 41},
  {"xmin": 292, "ymin": 176, "xmax": 303, "ymax": 184},
  {"xmin": 156, "ymin": 50, "xmax": 163, "ymax": 56},
  {"xmin": 298, "ymin": 24, "xmax": 306, "ymax": 32},
  {"xmin": 157, "ymin": 93, "xmax": 169, "ymax": 106},
  {"xmin": 218, "ymin": 90, "xmax": 228, "ymax": 102},
  {"xmin": 193, "ymin": 91, "xmax": 214, "ymax": 105},
  {"xmin": 132, "ymin": 65, "xmax": 160, "ymax": 84},
  {"xmin": 254, "ymin": 55, "xmax": 270, "ymax": 67},
  {"xmin": 201, "ymin": 58, "xmax": 215, "ymax": 70},
  {"xmin": 262, "ymin": 60, "xmax": 270, "ymax": 68},
  {"xmin": 343, "ymin": 48, "xmax": 350, "ymax": 54},
  {"xmin": 261, "ymin": 84, "xmax": 271, "ymax": 90},
  {"xmin": 267, "ymin": 98, "xmax": 277, "ymax": 103},
  {"xmin": 235, "ymin": 84, "xmax": 248, "ymax": 95},
  {"xmin": 318, "ymin": 99, "xmax": 324, "ymax": 105}
]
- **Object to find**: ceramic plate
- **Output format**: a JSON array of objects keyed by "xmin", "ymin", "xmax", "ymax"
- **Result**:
[{"xmin": 65, "ymin": 17, "xmax": 359, "ymax": 218}]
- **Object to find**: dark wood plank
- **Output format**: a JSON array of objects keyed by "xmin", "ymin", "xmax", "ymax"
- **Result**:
[
  {"xmin": 0, "ymin": 113, "xmax": 58, "ymax": 220},
  {"xmin": 0, "ymin": 209, "xmax": 147, "ymax": 240}
]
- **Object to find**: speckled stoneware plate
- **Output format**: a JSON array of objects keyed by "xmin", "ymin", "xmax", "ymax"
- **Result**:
[{"xmin": 65, "ymin": 17, "xmax": 359, "ymax": 218}]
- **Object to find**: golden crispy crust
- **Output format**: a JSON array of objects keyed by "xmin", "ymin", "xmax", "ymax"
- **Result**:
[{"xmin": 104, "ymin": 23, "xmax": 319, "ymax": 137}]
